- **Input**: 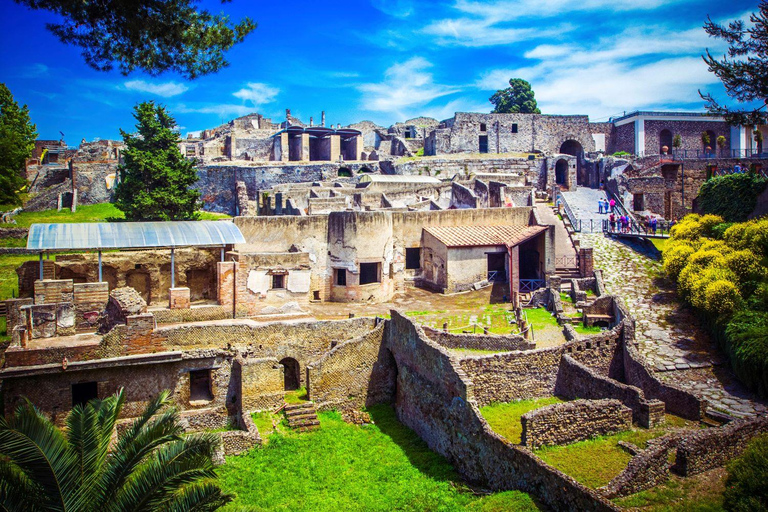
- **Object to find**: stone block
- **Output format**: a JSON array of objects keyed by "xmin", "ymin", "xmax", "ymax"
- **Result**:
[{"xmin": 169, "ymin": 287, "xmax": 191, "ymax": 309}]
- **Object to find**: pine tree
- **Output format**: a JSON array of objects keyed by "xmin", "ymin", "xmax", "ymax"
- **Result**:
[
  {"xmin": 0, "ymin": 83, "xmax": 37, "ymax": 206},
  {"xmin": 489, "ymin": 78, "xmax": 541, "ymax": 114},
  {"xmin": 114, "ymin": 102, "xmax": 201, "ymax": 221},
  {"xmin": 700, "ymin": 1, "xmax": 768, "ymax": 125},
  {"xmin": 13, "ymin": 0, "xmax": 256, "ymax": 79}
]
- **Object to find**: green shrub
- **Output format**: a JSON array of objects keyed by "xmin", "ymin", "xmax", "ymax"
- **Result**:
[
  {"xmin": 724, "ymin": 433, "xmax": 768, "ymax": 512},
  {"xmin": 704, "ymin": 280, "xmax": 740, "ymax": 315},
  {"xmin": 725, "ymin": 311, "xmax": 768, "ymax": 397},
  {"xmin": 698, "ymin": 173, "xmax": 768, "ymax": 222},
  {"xmin": 663, "ymin": 244, "xmax": 695, "ymax": 279}
]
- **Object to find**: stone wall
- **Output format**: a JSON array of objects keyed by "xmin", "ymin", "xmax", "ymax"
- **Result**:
[
  {"xmin": 459, "ymin": 328, "xmax": 622, "ymax": 407},
  {"xmin": 307, "ymin": 322, "xmax": 396, "ymax": 411},
  {"xmin": 521, "ymin": 399, "xmax": 632, "ymax": 448},
  {"xmin": 674, "ymin": 415, "xmax": 768, "ymax": 476},
  {"xmin": 556, "ymin": 355, "xmax": 665, "ymax": 428},
  {"xmin": 423, "ymin": 326, "xmax": 535, "ymax": 352},
  {"xmin": 386, "ymin": 311, "xmax": 617, "ymax": 511}
]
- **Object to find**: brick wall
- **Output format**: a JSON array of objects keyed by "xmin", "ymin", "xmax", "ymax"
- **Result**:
[
  {"xmin": 521, "ymin": 399, "xmax": 632, "ymax": 448},
  {"xmin": 307, "ymin": 322, "xmax": 395, "ymax": 411}
]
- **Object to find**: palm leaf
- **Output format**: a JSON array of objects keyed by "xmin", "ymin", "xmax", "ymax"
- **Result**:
[{"xmin": 0, "ymin": 400, "xmax": 78, "ymax": 512}]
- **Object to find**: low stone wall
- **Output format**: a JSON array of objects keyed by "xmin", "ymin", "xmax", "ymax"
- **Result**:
[
  {"xmin": 387, "ymin": 311, "xmax": 618, "ymax": 511},
  {"xmin": 152, "ymin": 305, "xmax": 233, "ymax": 324},
  {"xmin": 556, "ymin": 355, "xmax": 665, "ymax": 428},
  {"xmin": 622, "ymin": 340, "xmax": 704, "ymax": 421},
  {"xmin": 601, "ymin": 434, "xmax": 681, "ymax": 499},
  {"xmin": 307, "ymin": 322, "xmax": 395, "ymax": 412},
  {"xmin": 521, "ymin": 399, "xmax": 632, "ymax": 448},
  {"xmin": 423, "ymin": 326, "xmax": 535, "ymax": 352},
  {"xmin": 674, "ymin": 415, "xmax": 768, "ymax": 476}
]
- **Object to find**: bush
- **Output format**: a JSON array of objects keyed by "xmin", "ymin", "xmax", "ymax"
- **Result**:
[
  {"xmin": 725, "ymin": 311, "xmax": 768, "ymax": 397},
  {"xmin": 704, "ymin": 280, "xmax": 740, "ymax": 315},
  {"xmin": 724, "ymin": 433, "xmax": 768, "ymax": 512},
  {"xmin": 663, "ymin": 243, "xmax": 695, "ymax": 279},
  {"xmin": 698, "ymin": 173, "xmax": 768, "ymax": 222}
]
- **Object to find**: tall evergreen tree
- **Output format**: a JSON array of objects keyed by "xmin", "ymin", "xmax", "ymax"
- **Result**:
[
  {"xmin": 701, "ymin": 1, "xmax": 768, "ymax": 125},
  {"xmin": 0, "ymin": 83, "xmax": 37, "ymax": 206},
  {"xmin": 13, "ymin": 0, "xmax": 255, "ymax": 79},
  {"xmin": 489, "ymin": 78, "xmax": 541, "ymax": 114},
  {"xmin": 114, "ymin": 102, "xmax": 201, "ymax": 221},
  {"xmin": 0, "ymin": 389, "xmax": 232, "ymax": 511}
]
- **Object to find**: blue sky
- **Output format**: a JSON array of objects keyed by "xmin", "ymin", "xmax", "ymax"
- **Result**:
[{"xmin": 0, "ymin": 0, "xmax": 758, "ymax": 143}]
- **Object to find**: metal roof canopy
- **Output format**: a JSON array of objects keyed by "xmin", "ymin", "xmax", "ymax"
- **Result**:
[{"xmin": 27, "ymin": 221, "xmax": 245, "ymax": 252}]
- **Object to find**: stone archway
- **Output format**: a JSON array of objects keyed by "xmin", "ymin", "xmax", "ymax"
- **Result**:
[
  {"xmin": 555, "ymin": 159, "xmax": 569, "ymax": 187},
  {"xmin": 279, "ymin": 357, "xmax": 301, "ymax": 391}
]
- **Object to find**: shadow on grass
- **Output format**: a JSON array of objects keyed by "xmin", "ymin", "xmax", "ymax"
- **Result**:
[{"xmin": 366, "ymin": 403, "xmax": 462, "ymax": 483}]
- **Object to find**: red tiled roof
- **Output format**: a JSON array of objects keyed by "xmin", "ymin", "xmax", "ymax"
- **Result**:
[{"xmin": 423, "ymin": 225, "xmax": 547, "ymax": 248}]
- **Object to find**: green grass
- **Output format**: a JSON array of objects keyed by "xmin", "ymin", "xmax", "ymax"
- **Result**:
[
  {"xmin": 0, "ymin": 317, "xmax": 9, "ymax": 343},
  {"xmin": 480, "ymin": 397, "xmax": 565, "ymax": 444},
  {"xmin": 574, "ymin": 325, "xmax": 604, "ymax": 335},
  {"xmin": 0, "ymin": 203, "xmax": 125, "ymax": 228},
  {"xmin": 0, "ymin": 254, "xmax": 46, "ymax": 300},
  {"xmin": 0, "ymin": 203, "xmax": 231, "ymax": 228},
  {"xmin": 219, "ymin": 405, "xmax": 541, "ymax": 511},
  {"xmin": 0, "ymin": 238, "xmax": 27, "ymax": 248},
  {"xmin": 614, "ymin": 471, "xmax": 726, "ymax": 511},
  {"xmin": 534, "ymin": 415, "xmax": 701, "ymax": 489},
  {"xmin": 284, "ymin": 387, "xmax": 309, "ymax": 404}
]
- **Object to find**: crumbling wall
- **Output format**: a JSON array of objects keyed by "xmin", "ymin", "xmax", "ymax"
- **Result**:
[
  {"xmin": 521, "ymin": 399, "xmax": 632, "ymax": 448},
  {"xmin": 307, "ymin": 322, "xmax": 395, "ymax": 411}
]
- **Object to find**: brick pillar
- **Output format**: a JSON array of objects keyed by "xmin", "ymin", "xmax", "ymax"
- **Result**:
[
  {"xmin": 579, "ymin": 247, "xmax": 594, "ymax": 277},
  {"xmin": 169, "ymin": 287, "xmax": 190, "ymax": 309},
  {"xmin": 508, "ymin": 245, "xmax": 519, "ymax": 305}
]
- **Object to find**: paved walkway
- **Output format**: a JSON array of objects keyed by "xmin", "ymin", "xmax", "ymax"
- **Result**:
[
  {"xmin": 581, "ymin": 233, "xmax": 767, "ymax": 419},
  {"xmin": 560, "ymin": 187, "xmax": 612, "ymax": 233},
  {"xmin": 535, "ymin": 199, "xmax": 577, "ymax": 266}
]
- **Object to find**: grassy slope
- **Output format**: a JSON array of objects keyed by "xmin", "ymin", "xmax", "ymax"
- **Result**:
[
  {"xmin": 220, "ymin": 405, "xmax": 541, "ymax": 511},
  {"xmin": 480, "ymin": 397, "xmax": 564, "ymax": 444}
]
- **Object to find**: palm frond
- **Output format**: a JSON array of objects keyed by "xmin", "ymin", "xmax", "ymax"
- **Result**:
[
  {"xmin": 0, "ymin": 400, "xmax": 78, "ymax": 512},
  {"xmin": 159, "ymin": 480, "xmax": 234, "ymax": 512}
]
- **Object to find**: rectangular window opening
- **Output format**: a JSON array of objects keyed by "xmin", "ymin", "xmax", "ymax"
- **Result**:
[
  {"xmin": 405, "ymin": 248, "xmax": 421, "ymax": 270},
  {"xmin": 72, "ymin": 381, "xmax": 98, "ymax": 408},
  {"xmin": 190, "ymin": 369, "xmax": 213, "ymax": 401},
  {"xmin": 335, "ymin": 268, "xmax": 347, "ymax": 286},
  {"xmin": 271, "ymin": 274, "xmax": 285, "ymax": 289},
  {"xmin": 360, "ymin": 262, "xmax": 381, "ymax": 285}
]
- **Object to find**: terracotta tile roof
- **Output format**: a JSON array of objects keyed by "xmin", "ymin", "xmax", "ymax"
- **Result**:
[{"xmin": 423, "ymin": 225, "xmax": 547, "ymax": 248}]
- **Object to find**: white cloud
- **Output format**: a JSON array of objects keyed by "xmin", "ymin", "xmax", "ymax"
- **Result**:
[
  {"xmin": 232, "ymin": 83, "xmax": 279, "ymax": 106},
  {"xmin": 176, "ymin": 103, "xmax": 254, "ymax": 117},
  {"xmin": 371, "ymin": 0, "xmax": 414, "ymax": 18},
  {"xmin": 359, "ymin": 57, "xmax": 461, "ymax": 117},
  {"xmin": 124, "ymin": 80, "xmax": 189, "ymax": 97}
]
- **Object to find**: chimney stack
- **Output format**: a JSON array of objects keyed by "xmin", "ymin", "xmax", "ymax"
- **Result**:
[{"xmin": 321, "ymin": 111, "xmax": 326, "ymax": 127}]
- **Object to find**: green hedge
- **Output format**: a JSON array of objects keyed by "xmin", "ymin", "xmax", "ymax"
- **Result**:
[{"xmin": 698, "ymin": 173, "xmax": 768, "ymax": 222}]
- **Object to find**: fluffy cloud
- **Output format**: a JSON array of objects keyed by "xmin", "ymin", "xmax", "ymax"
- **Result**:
[
  {"xmin": 359, "ymin": 57, "xmax": 461, "ymax": 117},
  {"xmin": 123, "ymin": 80, "xmax": 189, "ymax": 97},
  {"xmin": 232, "ymin": 83, "xmax": 280, "ymax": 106}
]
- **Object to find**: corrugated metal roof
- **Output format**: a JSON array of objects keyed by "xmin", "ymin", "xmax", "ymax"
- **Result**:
[
  {"xmin": 359, "ymin": 175, "xmax": 441, "ymax": 184},
  {"xmin": 423, "ymin": 225, "xmax": 547, "ymax": 248},
  {"xmin": 27, "ymin": 221, "xmax": 245, "ymax": 251}
]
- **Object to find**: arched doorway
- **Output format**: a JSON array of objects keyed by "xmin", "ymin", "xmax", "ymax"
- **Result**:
[
  {"xmin": 659, "ymin": 129, "xmax": 673, "ymax": 154},
  {"xmin": 555, "ymin": 159, "xmax": 569, "ymax": 187},
  {"xmin": 559, "ymin": 139, "xmax": 583, "ymax": 157},
  {"xmin": 280, "ymin": 357, "xmax": 300, "ymax": 391}
]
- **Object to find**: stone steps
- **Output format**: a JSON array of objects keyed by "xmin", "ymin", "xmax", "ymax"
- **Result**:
[{"xmin": 284, "ymin": 402, "xmax": 321, "ymax": 432}]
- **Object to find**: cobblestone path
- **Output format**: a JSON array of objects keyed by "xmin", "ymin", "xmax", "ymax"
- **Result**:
[
  {"xmin": 561, "ymin": 187, "xmax": 611, "ymax": 233},
  {"xmin": 582, "ymin": 233, "xmax": 766, "ymax": 418}
]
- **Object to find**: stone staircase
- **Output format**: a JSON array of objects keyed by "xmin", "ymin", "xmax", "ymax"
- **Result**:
[{"xmin": 284, "ymin": 402, "xmax": 320, "ymax": 432}]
